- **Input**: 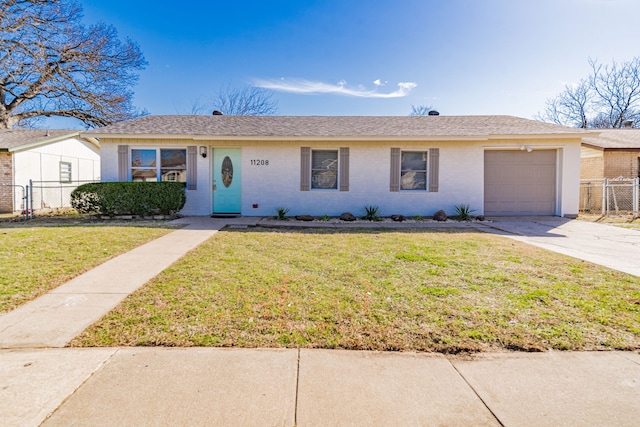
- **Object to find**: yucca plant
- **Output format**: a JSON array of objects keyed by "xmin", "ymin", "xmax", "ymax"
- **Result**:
[
  {"xmin": 453, "ymin": 204, "xmax": 476, "ymax": 221},
  {"xmin": 362, "ymin": 205, "xmax": 381, "ymax": 221},
  {"xmin": 275, "ymin": 207, "xmax": 290, "ymax": 220}
]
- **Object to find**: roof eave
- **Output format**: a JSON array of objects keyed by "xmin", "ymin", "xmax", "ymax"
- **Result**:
[
  {"xmin": 84, "ymin": 133, "xmax": 579, "ymax": 142},
  {"xmin": 87, "ymin": 133, "xmax": 493, "ymax": 141},
  {"xmin": 84, "ymin": 131, "xmax": 593, "ymax": 142},
  {"xmin": 584, "ymin": 145, "xmax": 640, "ymax": 151},
  {"xmin": 7, "ymin": 131, "xmax": 83, "ymax": 152},
  {"xmin": 581, "ymin": 143, "xmax": 605, "ymax": 151},
  {"xmin": 83, "ymin": 133, "xmax": 195, "ymax": 140},
  {"xmin": 489, "ymin": 132, "xmax": 595, "ymax": 140}
]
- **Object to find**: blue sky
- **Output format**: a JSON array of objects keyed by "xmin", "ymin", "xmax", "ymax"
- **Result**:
[{"xmin": 77, "ymin": 0, "xmax": 640, "ymax": 120}]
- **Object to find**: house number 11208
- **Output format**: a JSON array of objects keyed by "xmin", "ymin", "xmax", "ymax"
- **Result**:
[{"xmin": 250, "ymin": 159, "xmax": 269, "ymax": 166}]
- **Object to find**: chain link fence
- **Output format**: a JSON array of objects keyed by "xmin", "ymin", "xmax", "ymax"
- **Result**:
[
  {"xmin": 580, "ymin": 178, "xmax": 639, "ymax": 217},
  {"xmin": 29, "ymin": 180, "xmax": 98, "ymax": 213},
  {"xmin": 1, "ymin": 179, "xmax": 98, "ymax": 219}
]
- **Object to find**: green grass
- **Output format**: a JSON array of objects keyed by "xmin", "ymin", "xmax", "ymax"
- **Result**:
[
  {"xmin": 71, "ymin": 228, "xmax": 640, "ymax": 352},
  {"xmin": 0, "ymin": 222, "xmax": 175, "ymax": 313}
]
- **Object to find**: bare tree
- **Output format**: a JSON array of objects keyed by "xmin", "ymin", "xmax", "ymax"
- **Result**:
[
  {"xmin": 589, "ymin": 58, "xmax": 640, "ymax": 128},
  {"xmin": 537, "ymin": 58, "xmax": 640, "ymax": 128},
  {"xmin": 0, "ymin": 0, "xmax": 147, "ymax": 129},
  {"xmin": 211, "ymin": 84, "xmax": 278, "ymax": 116},
  {"xmin": 538, "ymin": 80, "xmax": 591, "ymax": 128},
  {"xmin": 409, "ymin": 105, "xmax": 435, "ymax": 116}
]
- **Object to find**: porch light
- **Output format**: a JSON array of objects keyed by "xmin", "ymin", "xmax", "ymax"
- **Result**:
[{"xmin": 200, "ymin": 146, "xmax": 207, "ymax": 158}]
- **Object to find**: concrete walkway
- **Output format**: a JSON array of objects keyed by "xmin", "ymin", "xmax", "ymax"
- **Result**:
[
  {"xmin": 0, "ymin": 216, "xmax": 639, "ymax": 426},
  {"xmin": 0, "ymin": 216, "xmax": 260, "ymax": 348}
]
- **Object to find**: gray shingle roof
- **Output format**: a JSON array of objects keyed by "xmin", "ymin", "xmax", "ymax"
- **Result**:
[
  {"xmin": 0, "ymin": 129, "xmax": 79, "ymax": 150},
  {"xmin": 83, "ymin": 115, "xmax": 588, "ymax": 139},
  {"xmin": 581, "ymin": 129, "xmax": 640, "ymax": 149}
]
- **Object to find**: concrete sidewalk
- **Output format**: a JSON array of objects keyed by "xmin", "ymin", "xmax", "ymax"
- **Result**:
[{"xmin": 1, "ymin": 347, "xmax": 639, "ymax": 426}]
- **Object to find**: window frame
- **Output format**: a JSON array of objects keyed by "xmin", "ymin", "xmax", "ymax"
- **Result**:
[
  {"xmin": 310, "ymin": 148, "xmax": 339, "ymax": 190},
  {"xmin": 390, "ymin": 147, "xmax": 439, "ymax": 193},
  {"xmin": 400, "ymin": 150, "xmax": 428, "ymax": 191},
  {"xmin": 59, "ymin": 161, "xmax": 72, "ymax": 183},
  {"xmin": 130, "ymin": 147, "xmax": 187, "ymax": 184}
]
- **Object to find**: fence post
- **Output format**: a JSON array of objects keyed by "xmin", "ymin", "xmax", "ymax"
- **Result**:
[
  {"xmin": 602, "ymin": 179, "xmax": 607, "ymax": 216},
  {"xmin": 632, "ymin": 177, "xmax": 640, "ymax": 218},
  {"xmin": 29, "ymin": 179, "xmax": 34, "ymax": 219}
]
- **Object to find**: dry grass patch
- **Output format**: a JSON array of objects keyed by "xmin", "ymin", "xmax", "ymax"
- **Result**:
[
  {"xmin": 0, "ymin": 222, "xmax": 175, "ymax": 313},
  {"xmin": 579, "ymin": 214, "xmax": 640, "ymax": 230},
  {"xmin": 71, "ymin": 228, "xmax": 640, "ymax": 352}
]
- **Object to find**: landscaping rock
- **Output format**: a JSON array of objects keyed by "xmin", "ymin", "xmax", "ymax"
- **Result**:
[
  {"xmin": 295, "ymin": 215, "xmax": 315, "ymax": 221},
  {"xmin": 433, "ymin": 210, "xmax": 447, "ymax": 221},
  {"xmin": 339, "ymin": 212, "xmax": 357, "ymax": 221},
  {"xmin": 391, "ymin": 214, "xmax": 406, "ymax": 222},
  {"xmin": 475, "ymin": 215, "xmax": 485, "ymax": 221}
]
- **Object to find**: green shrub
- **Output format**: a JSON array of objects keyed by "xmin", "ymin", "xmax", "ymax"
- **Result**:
[{"xmin": 71, "ymin": 182, "xmax": 186, "ymax": 216}]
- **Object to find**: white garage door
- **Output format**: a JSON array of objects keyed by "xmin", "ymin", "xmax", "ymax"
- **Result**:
[{"xmin": 484, "ymin": 150, "xmax": 556, "ymax": 216}]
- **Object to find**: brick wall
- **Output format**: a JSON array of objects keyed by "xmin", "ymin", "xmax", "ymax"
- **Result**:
[
  {"xmin": 0, "ymin": 153, "xmax": 13, "ymax": 213},
  {"xmin": 580, "ymin": 156, "xmax": 604, "ymax": 180},
  {"xmin": 604, "ymin": 151, "xmax": 640, "ymax": 179}
]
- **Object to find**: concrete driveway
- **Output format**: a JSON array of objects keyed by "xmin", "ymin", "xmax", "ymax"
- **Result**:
[{"xmin": 477, "ymin": 217, "xmax": 640, "ymax": 277}]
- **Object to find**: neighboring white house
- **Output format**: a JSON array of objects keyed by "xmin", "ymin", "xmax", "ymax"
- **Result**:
[
  {"xmin": 84, "ymin": 115, "xmax": 591, "ymax": 218},
  {"xmin": 0, "ymin": 129, "xmax": 100, "ymax": 213}
]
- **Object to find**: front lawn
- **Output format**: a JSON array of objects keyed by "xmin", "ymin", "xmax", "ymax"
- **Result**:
[
  {"xmin": 0, "ymin": 222, "xmax": 175, "ymax": 313},
  {"xmin": 71, "ymin": 228, "xmax": 640, "ymax": 352}
]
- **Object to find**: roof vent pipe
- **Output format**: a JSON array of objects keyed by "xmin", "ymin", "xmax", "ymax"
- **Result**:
[
  {"xmin": 428, "ymin": 110, "xmax": 440, "ymax": 116},
  {"xmin": 622, "ymin": 120, "xmax": 633, "ymax": 128},
  {"xmin": 212, "ymin": 110, "xmax": 223, "ymax": 115}
]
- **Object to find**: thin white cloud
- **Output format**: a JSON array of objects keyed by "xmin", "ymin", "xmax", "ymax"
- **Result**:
[{"xmin": 254, "ymin": 78, "xmax": 417, "ymax": 98}]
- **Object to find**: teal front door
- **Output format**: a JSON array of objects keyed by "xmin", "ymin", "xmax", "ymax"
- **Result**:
[{"xmin": 212, "ymin": 148, "xmax": 241, "ymax": 214}]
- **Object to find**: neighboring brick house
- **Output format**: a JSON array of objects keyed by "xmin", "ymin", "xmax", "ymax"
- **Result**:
[
  {"xmin": 85, "ymin": 115, "xmax": 591, "ymax": 218},
  {"xmin": 581, "ymin": 130, "xmax": 640, "ymax": 180},
  {"xmin": 0, "ymin": 129, "xmax": 100, "ymax": 213}
]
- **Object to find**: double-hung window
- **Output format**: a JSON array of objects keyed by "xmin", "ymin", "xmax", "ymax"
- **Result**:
[
  {"xmin": 131, "ymin": 149, "xmax": 186, "ymax": 183},
  {"xmin": 301, "ymin": 147, "xmax": 349, "ymax": 191},
  {"xmin": 400, "ymin": 151, "xmax": 428, "ymax": 191},
  {"xmin": 390, "ymin": 148, "xmax": 439, "ymax": 192},
  {"xmin": 311, "ymin": 150, "xmax": 338, "ymax": 189}
]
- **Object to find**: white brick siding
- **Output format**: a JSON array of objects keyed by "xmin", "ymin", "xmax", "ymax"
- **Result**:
[
  {"xmin": 99, "ymin": 138, "xmax": 581, "ymax": 218},
  {"xmin": 240, "ymin": 142, "xmax": 484, "ymax": 217}
]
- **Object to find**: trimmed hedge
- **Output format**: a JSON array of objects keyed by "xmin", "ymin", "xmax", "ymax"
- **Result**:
[{"xmin": 71, "ymin": 182, "xmax": 186, "ymax": 216}]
